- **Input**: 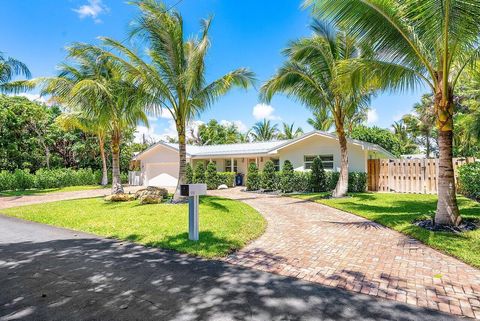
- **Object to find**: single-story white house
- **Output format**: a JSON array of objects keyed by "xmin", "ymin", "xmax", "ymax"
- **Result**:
[{"xmin": 129, "ymin": 130, "xmax": 394, "ymax": 187}]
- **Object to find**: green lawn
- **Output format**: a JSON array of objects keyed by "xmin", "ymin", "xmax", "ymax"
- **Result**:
[
  {"xmin": 0, "ymin": 185, "xmax": 107, "ymax": 197},
  {"xmin": 1, "ymin": 196, "xmax": 266, "ymax": 258},
  {"xmin": 292, "ymin": 192, "xmax": 480, "ymax": 268}
]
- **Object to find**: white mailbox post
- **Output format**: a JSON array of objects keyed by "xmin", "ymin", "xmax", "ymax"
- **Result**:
[{"xmin": 180, "ymin": 184, "xmax": 207, "ymax": 241}]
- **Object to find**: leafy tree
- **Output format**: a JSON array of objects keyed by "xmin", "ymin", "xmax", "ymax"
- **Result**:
[
  {"xmin": 308, "ymin": 109, "xmax": 333, "ymax": 132},
  {"xmin": 193, "ymin": 119, "xmax": 243, "ymax": 145},
  {"xmin": 185, "ymin": 163, "xmax": 193, "ymax": 184},
  {"xmin": 391, "ymin": 121, "xmax": 418, "ymax": 155},
  {"xmin": 246, "ymin": 162, "xmax": 260, "ymax": 191},
  {"xmin": 93, "ymin": 0, "xmax": 254, "ymax": 200},
  {"xmin": 262, "ymin": 21, "xmax": 371, "ymax": 198},
  {"xmin": 0, "ymin": 52, "xmax": 30, "ymax": 93},
  {"xmin": 310, "ymin": 156, "xmax": 327, "ymax": 192},
  {"xmin": 306, "ymin": 0, "xmax": 480, "ymax": 225},
  {"xmin": 279, "ymin": 122, "xmax": 303, "ymax": 139},
  {"xmin": 205, "ymin": 161, "xmax": 218, "ymax": 189},
  {"xmin": 193, "ymin": 162, "xmax": 206, "ymax": 184},
  {"xmin": 402, "ymin": 94, "xmax": 437, "ymax": 158},
  {"xmin": 350, "ymin": 125, "xmax": 404, "ymax": 157},
  {"xmin": 261, "ymin": 160, "xmax": 277, "ymax": 191},
  {"xmin": 280, "ymin": 160, "xmax": 295, "ymax": 193},
  {"xmin": 250, "ymin": 119, "xmax": 278, "ymax": 141}
]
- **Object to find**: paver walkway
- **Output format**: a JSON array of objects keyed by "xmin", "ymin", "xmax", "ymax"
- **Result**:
[
  {"xmin": 210, "ymin": 188, "xmax": 480, "ymax": 319},
  {"xmin": 0, "ymin": 186, "xmax": 142, "ymax": 210}
]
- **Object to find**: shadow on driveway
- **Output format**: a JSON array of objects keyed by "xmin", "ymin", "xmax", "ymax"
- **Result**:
[{"xmin": 0, "ymin": 216, "xmax": 460, "ymax": 321}]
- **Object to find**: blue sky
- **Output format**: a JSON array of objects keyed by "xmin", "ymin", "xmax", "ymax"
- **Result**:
[{"xmin": 1, "ymin": 0, "xmax": 425, "ymax": 141}]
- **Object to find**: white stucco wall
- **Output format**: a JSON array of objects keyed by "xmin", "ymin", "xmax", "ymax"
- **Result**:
[
  {"xmin": 137, "ymin": 145, "xmax": 181, "ymax": 187},
  {"xmin": 277, "ymin": 135, "xmax": 367, "ymax": 172}
]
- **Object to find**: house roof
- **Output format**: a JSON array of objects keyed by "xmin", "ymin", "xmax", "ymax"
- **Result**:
[{"xmin": 133, "ymin": 130, "xmax": 395, "ymax": 160}]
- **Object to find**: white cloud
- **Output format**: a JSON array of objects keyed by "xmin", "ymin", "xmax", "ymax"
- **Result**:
[
  {"xmin": 252, "ymin": 103, "xmax": 280, "ymax": 120},
  {"xmin": 73, "ymin": 0, "xmax": 109, "ymax": 23},
  {"xmin": 159, "ymin": 109, "xmax": 173, "ymax": 119},
  {"xmin": 134, "ymin": 124, "xmax": 164, "ymax": 144},
  {"xmin": 367, "ymin": 108, "xmax": 379, "ymax": 124},
  {"xmin": 220, "ymin": 120, "xmax": 248, "ymax": 133}
]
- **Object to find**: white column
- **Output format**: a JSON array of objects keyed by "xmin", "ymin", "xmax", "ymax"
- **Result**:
[{"xmin": 231, "ymin": 157, "xmax": 234, "ymax": 173}]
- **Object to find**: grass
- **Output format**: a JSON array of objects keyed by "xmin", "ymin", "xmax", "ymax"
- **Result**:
[
  {"xmin": 292, "ymin": 192, "xmax": 480, "ymax": 268},
  {"xmin": 1, "ymin": 196, "xmax": 266, "ymax": 258},
  {"xmin": 0, "ymin": 185, "xmax": 107, "ymax": 197}
]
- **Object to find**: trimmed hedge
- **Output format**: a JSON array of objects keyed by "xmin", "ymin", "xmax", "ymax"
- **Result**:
[
  {"xmin": 246, "ymin": 162, "xmax": 260, "ymax": 191},
  {"xmin": 458, "ymin": 162, "xmax": 480, "ymax": 200},
  {"xmin": 0, "ymin": 168, "xmax": 128, "ymax": 191},
  {"xmin": 217, "ymin": 172, "xmax": 235, "ymax": 188}
]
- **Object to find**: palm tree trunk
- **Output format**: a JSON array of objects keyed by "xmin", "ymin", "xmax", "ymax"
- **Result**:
[
  {"xmin": 425, "ymin": 133, "xmax": 431, "ymax": 158},
  {"xmin": 333, "ymin": 123, "xmax": 349, "ymax": 198},
  {"xmin": 434, "ymin": 85, "xmax": 460, "ymax": 226},
  {"xmin": 98, "ymin": 135, "xmax": 108, "ymax": 186},
  {"xmin": 111, "ymin": 129, "xmax": 124, "ymax": 194},
  {"xmin": 173, "ymin": 122, "xmax": 187, "ymax": 202}
]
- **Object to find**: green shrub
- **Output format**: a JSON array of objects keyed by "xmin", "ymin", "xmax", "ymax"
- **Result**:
[
  {"xmin": 326, "ymin": 171, "xmax": 340, "ymax": 191},
  {"xmin": 280, "ymin": 160, "xmax": 295, "ymax": 193},
  {"xmin": 348, "ymin": 172, "xmax": 367, "ymax": 193},
  {"xmin": 217, "ymin": 172, "xmax": 236, "ymax": 187},
  {"xmin": 185, "ymin": 163, "xmax": 193, "ymax": 184},
  {"xmin": 292, "ymin": 171, "xmax": 311, "ymax": 192},
  {"xmin": 193, "ymin": 162, "xmax": 206, "ymax": 184},
  {"xmin": 261, "ymin": 160, "xmax": 277, "ymax": 191},
  {"xmin": 458, "ymin": 162, "xmax": 480, "ymax": 200},
  {"xmin": 246, "ymin": 162, "xmax": 260, "ymax": 191},
  {"xmin": 13, "ymin": 169, "xmax": 35, "ymax": 190},
  {"xmin": 205, "ymin": 162, "xmax": 218, "ymax": 190},
  {"xmin": 310, "ymin": 156, "xmax": 327, "ymax": 192},
  {"xmin": 0, "ymin": 170, "xmax": 15, "ymax": 191}
]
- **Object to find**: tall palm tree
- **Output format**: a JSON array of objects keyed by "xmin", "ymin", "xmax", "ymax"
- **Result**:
[
  {"xmin": 0, "ymin": 52, "xmax": 30, "ymax": 93},
  {"xmin": 402, "ymin": 94, "xmax": 437, "ymax": 158},
  {"xmin": 392, "ymin": 120, "xmax": 418, "ymax": 155},
  {"xmin": 308, "ymin": 109, "xmax": 334, "ymax": 132},
  {"xmin": 305, "ymin": 0, "xmax": 480, "ymax": 225},
  {"xmin": 39, "ymin": 45, "xmax": 150, "ymax": 194},
  {"xmin": 261, "ymin": 21, "xmax": 371, "ymax": 198},
  {"xmin": 92, "ymin": 0, "xmax": 254, "ymax": 201},
  {"xmin": 250, "ymin": 119, "xmax": 279, "ymax": 141},
  {"xmin": 279, "ymin": 122, "xmax": 303, "ymax": 139}
]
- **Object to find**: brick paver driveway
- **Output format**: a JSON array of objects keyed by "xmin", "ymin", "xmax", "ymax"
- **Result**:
[{"xmin": 210, "ymin": 188, "xmax": 480, "ymax": 319}]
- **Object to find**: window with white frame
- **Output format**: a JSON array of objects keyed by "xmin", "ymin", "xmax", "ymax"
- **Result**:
[
  {"xmin": 225, "ymin": 159, "xmax": 238, "ymax": 172},
  {"xmin": 304, "ymin": 155, "xmax": 334, "ymax": 170}
]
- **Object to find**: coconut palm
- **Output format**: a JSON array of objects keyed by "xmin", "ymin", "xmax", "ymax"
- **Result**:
[
  {"xmin": 279, "ymin": 122, "xmax": 303, "ymax": 139},
  {"xmin": 38, "ymin": 45, "xmax": 151, "ymax": 194},
  {"xmin": 0, "ymin": 52, "xmax": 31, "ymax": 93},
  {"xmin": 91, "ymin": 0, "xmax": 254, "ymax": 201},
  {"xmin": 392, "ymin": 120, "xmax": 418, "ymax": 155},
  {"xmin": 308, "ymin": 109, "xmax": 334, "ymax": 132},
  {"xmin": 261, "ymin": 21, "xmax": 371, "ymax": 198},
  {"xmin": 305, "ymin": 0, "xmax": 480, "ymax": 225},
  {"xmin": 250, "ymin": 119, "xmax": 279, "ymax": 141}
]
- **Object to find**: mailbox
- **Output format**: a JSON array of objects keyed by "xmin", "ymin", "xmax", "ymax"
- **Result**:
[
  {"xmin": 180, "ymin": 184, "xmax": 207, "ymax": 197},
  {"xmin": 180, "ymin": 184, "xmax": 207, "ymax": 241}
]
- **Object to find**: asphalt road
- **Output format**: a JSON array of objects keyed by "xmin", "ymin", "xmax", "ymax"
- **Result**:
[{"xmin": 0, "ymin": 215, "xmax": 461, "ymax": 321}]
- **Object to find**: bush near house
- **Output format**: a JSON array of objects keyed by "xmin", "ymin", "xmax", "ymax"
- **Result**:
[
  {"xmin": 280, "ymin": 160, "xmax": 295, "ymax": 193},
  {"xmin": 310, "ymin": 156, "xmax": 328, "ymax": 192},
  {"xmin": 205, "ymin": 162, "xmax": 218, "ymax": 190},
  {"xmin": 261, "ymin": 160, "xmax": 277, "ymax": 191},
  {"xmin": 216, "ymin": 172, "xmax": 236, "ymax": 188},
  {"xmin": 458, "ymin": 162, "xmax": 480, "ymax": 201},
  {"xmin": 246, "ymin": 162, "xmax": 260, "ymax": 191},
  {"xmin": 0, "ymin": 168, "xmax": 127, "ymax": 192},
  {"xmin": 185, "ymin": 163, "xmax": 193, "ymax": 184},
  {"xmin": 193, "ymin": 162, "xmax": 206, "ymax": 184}
]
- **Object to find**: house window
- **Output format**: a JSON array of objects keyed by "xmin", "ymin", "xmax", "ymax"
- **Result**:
[
  {"xmin": 225, "ymin": 159, "xmax": 238, "ymax": 172},
  {"xmin": 304, "ymin": 155, "xmax": 334, "ymax": 170},
  {"xmin": 272, "ymin": 159, "xmax": 280, "ymax": 171}
]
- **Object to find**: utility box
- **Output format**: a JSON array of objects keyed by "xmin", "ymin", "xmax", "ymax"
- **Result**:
[{"xmin": 180, "ymin": 184, "xmax": 207, "ymax": 241}]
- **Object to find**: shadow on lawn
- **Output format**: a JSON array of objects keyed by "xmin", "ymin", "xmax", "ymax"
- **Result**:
[{"xmin": 0, "ymin": 235, "xmax": 459, "ymax": 321}]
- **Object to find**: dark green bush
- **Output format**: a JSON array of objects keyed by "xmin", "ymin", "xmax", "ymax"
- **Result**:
[
  {"xmin": 348, "ymin": 172, "xmax": 367, "ymax": 193},
  {"xmin": 0, "ymin": 170, "xmax": 15, "ymax": 191},
  {"xmin": 280, "ymin": 160, "xmax": 295, "ymax": 193},
  {"xmin": 246, "ymin": 162, "xmax": 260, "ymax": 191},
  {"xmin": 185, "ymin": 163, "xmax": 193, "ymax": 184},
  {"xmin": 310, "ymin": 156, "xmax": 327, "ymax": 192},
  {"xmin": 458, "ymin": 162, "xmax": 480, "ymax": 200},
  {"xmin": 292, "ymin": 171, "xmax": 311, "ymax": 192},
  {"xmin": 261, "ymin": 160, "xmax": 277, "ymax": 191},
  {"xmin": 13, "ymin": 169, "xmax": 35, "ymax": 190},
  {"xmin": 326, "ymin": 171, "xmax": 340, "ymax": 191},
  {"xmin": 205, "ymin": 162, "xmax": 218, "ymax": 190},
  {"xmin": 217, "ymin": 172, "xmax": 236, "ymax": 187},
  {"xmin": 193, "ymin": 162, "xmax": 206, "ymax": 184}
]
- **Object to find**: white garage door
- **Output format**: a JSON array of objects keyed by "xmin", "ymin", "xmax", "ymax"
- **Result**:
[{"xmin": 146, "ymin": 163, "xmax": 179, "ymax": 187}]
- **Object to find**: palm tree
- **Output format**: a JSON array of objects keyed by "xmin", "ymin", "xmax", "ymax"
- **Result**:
[
  {"xmin": 308, "ymin": 109, "xmax": 334, "ymax": 132},
  {"xmin": 402, "ymin": 94, "xmax": 437, "ymax": 158},
  {"xmin": 392, "ymin": 120, "xmax": 418, "ymax": 155},
  {"xmin": 279, "ymin": 122, "xmax": 303, "ymax": 139},
  {"xmin": 0, "ymin": 52, "xmax": 30, "ymax": 93},
  {"xmin": 92, "ymin": 0, "xmax": 254, "ymax": 201},
  {"xmin": 250, "ymin": 119, "xmax": 279, "ymax": 141},
  {"xmin": 261, "ymin": 21, "xmax": 371, "ymax": 198},
  {"xmin": 39, "ymin": 45, "xmax": 150, "ymax": 194},
  {"xmin": 305, "ymin": 0, "xmax": 480, "ymax": 225}
]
